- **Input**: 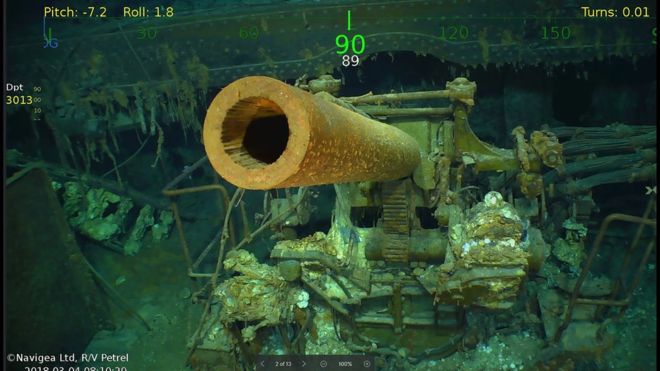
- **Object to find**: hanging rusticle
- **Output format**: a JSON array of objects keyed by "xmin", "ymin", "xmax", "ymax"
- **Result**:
[
  {"xmin": 133, "ymin": 85, "xmax": 147, "ymax": 135},
  {"xmin": 151, "ymin": 124, "xmax": 165, "ymax": 168}
]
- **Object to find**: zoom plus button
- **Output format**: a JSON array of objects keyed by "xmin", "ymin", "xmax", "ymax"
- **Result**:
[{"xmin": 363, "ymin": 360, "xmax": 371, "ymax": 368}]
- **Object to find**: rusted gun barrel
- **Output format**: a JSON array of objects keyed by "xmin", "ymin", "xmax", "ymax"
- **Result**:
[{"xmin": 203, "ymin": 76, "xmax": 421, "ymax": 190}]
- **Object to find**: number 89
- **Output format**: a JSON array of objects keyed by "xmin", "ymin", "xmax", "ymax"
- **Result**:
[{"xmin": 342, "ymin": 55, "xmax": 359, "ymax": 67}]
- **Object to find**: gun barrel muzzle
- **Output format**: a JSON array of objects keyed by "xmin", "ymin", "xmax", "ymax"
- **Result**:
[{"xmin": 203, "ymin": 76, "xmax": 420, "ymax": 190}]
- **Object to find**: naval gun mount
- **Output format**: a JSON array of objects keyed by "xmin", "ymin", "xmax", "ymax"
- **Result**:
[{"xmin": 195, "ymin": 75, "xmax": 596, "ymax": 366}]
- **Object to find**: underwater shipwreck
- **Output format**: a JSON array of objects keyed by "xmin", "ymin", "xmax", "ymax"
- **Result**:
[{"xmin": 4, "ymin": 1, "xmax": 657, "ymax": 370}]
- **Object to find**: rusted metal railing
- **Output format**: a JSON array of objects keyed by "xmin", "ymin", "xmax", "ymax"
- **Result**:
[
  {"xmin": 553, "ymin": 197, "xmax": 657, "ymax": 342},
  {"xmin": 162, "ymin": 155, "xmax": 234, "ymax": 278},
  {"xmin": 163, "ymin": 155, "xmax": 310, "ymax": 280}
]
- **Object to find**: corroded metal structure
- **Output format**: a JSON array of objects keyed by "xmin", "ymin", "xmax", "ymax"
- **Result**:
[
  {"xmin": 203, "ymin": 76, "xmax": 420, "ymax": 189},
  {"xmin": 188, "ymin": 73, "xmax": 655, "ymax": 368}
]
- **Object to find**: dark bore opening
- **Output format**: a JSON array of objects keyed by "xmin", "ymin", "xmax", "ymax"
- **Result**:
[
  {"xmin": 221, "ymin": 97, "xmax": 290, "ymax": 169},
  {"xmin": 243, "ymin": 116, "xmax": 289, "ymax": 164}
]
